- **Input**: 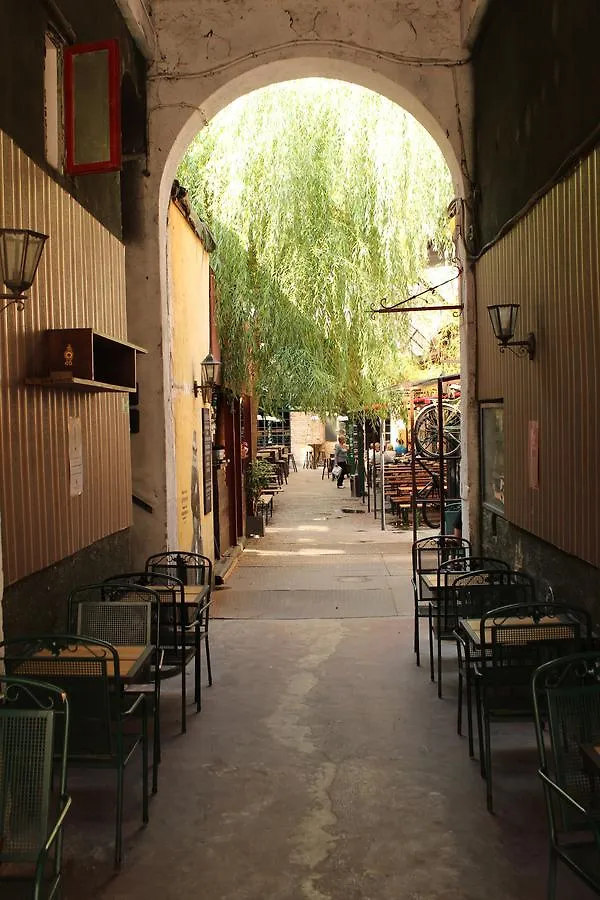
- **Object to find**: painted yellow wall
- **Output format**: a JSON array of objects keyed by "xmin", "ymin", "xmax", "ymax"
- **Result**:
[{"xmin": 168, "ymin": 202, "xmax": 214, "ymax": 561}]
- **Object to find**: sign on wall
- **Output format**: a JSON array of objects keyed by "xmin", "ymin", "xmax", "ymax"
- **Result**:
[
  {"xmin": 481, "ymin": 403, "xmax": 504, "ymax": 514},
  {"xmin": 201, "ymin": 407, "xmax": 212, "ymax": 514}
]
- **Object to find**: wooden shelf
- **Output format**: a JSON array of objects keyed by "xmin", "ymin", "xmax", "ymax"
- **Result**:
[
  {"xmin": 27, "ymin": 328, "xmax": 146, "ymax": 393},
  {"xmin": 25, "ymin": 375, "xmax": 136, "ymax": 393}
]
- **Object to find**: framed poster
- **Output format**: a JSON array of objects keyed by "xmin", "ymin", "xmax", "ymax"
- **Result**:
[
  {"xmin": 64, "ymin": 39, "xmax": 121, "ymax": 174},
  {"xmin": 201, "ymin": 407, "xmax": 212, "ymax": 514},
  {"xmin": 481, "ymin": 402, "xmax": 504, "ymax": 514}
]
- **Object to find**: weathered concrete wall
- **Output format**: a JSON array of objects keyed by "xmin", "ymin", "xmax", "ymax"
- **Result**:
[
  {"xmin": 3, "ymin": 531, "xmax": 131, "ymax": 640},
  {"xmin": 168, "ymin": 202, "xmax": 215, "ymax": 560},
  {"xmin": 481, "ymin": 510, "xmax": 600, "ymax": 622},
  {"xmin": 473, "ymin": 0, "xmax": 600, "ymax": 248}
]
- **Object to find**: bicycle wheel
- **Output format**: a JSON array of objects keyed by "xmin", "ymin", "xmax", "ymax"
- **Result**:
[{"xmin": 414, "ymin": 401, "xmax": 461, "ymax": 459}]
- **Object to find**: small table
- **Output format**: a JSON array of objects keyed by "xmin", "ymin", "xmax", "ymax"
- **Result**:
[
  {"xmin": 19, "ymin": 643, "xmax": 153, "ymax": 683},
  {"xmin": 422, "ymin": 571, "xmax": 464, "ymax": 591},
  {"xmin": 460, "ymin": 615, "xmax": 566, "ymax": 647}
]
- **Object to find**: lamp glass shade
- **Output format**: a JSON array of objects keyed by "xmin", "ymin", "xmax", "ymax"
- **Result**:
[
  {"xmin": 0, "ymin": 228, "xmax": 48, "ymax": 294},
  {"xmin": 200, "ymin": 352, "xmax": 222, "ymax": 387},
  {"xmin": 488, "ymin": 303, "xmax": 519, "ymax": 343}
]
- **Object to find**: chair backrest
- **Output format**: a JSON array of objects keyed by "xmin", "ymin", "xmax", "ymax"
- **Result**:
[
  {"xmin": 533, "ymin": 651, "xmax": 600, "ymax": 833},
  {"xmin": 76, "ymin": 600, "xmax": 152, "ymax": 647},
  {"xmin": 103, "ymin": 571, "xmax": 185, "ymax": 650},
  {"xmin": 412, "ymin": 536, "xmax": 471, "ymax": 575},
  {"xmin": 478, "ymin": 603, "xmax": 590, "ymax": 706},
  {"xmin": 449, "ymin": 569, "xmax": 535, "ymax": 618},
  {"xmin": 69, "ymin": 581, "xmax": 159, "ymax": 635},
  {"xmin": 0, "ymin": 675, "xmax": 69, "ymax": 865},
  {"xmin": 411, "ymin": 536, "xmax": 471, "ymax": 602},
  {"xmin": 145, "ymin": 551, "xmax": 213, "ymax": 588},
  {"xmin": 0, "ymin": 635, "xmax": 118, "ymax": 758}
]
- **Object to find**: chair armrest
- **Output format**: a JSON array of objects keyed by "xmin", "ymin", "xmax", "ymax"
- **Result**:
[
  {"xmin": 539, "ymin": 769, "xmax": 600, "ymax": 838},
  {"xmin": 122, "ymin": 692, "xmax": 146, "ymax": 717},
  {"xmin": 34, "ymin": 794, "xmax": 73, "ymax": 897}
]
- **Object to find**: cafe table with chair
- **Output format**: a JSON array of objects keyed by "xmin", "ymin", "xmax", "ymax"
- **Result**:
[
  {"xmin": 459, "ymin": 600, "xmax": 593, "ymax": 813},
  {"xmin": 0, "ymin": 633, "xmax": 151, "ymax": 868}
]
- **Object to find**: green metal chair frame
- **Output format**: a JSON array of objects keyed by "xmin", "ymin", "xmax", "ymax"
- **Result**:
[
  {"xmin": 474, "ymin": 602, "xmax": 592, "ymax": 813},
  {"xmin": 533, "ymin": 651, "xmax": 600, "ymax": 899},
  {"xmin": 68, "ymin": 583, "xmax": 160, "ymax": 794},
  {"xmin": 411, "ymin": 535, "xmax": 471, "ymax": 667},
  {"xmin": 427, "ymin": 556, "xmax": 509, "ymax": 696},
  {"xmin": 145, "ymin": 551, "xmax": 214, "ymax": 698},
  {"xmin": 102, "ymin": 571, "xmax": 198, "ymax": 734},
  {"xmin": 0, "ymin": 675, "xmax": 72, "ymax": 900},
  {"xmin": 452, "ymin": 569, "xmax": 535, "ymax": 756},
  {"xmin": 0, "ymin": 634, "xmax": 149, "ymax": 869}
]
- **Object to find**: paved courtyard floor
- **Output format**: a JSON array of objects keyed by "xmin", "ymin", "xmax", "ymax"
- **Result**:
[{"xmin": 58, "ymin": 468, "xmax": 594, "ymax": 900}]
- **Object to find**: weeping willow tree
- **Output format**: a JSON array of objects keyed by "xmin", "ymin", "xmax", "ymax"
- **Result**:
[{"xmin": 178, "ymin": 79, "xmax": 454, "ymax": 414}]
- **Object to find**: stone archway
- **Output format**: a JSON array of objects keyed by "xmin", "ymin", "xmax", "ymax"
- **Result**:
[{"xmin": 126, "ymin": 49, "xmax": 477, "ymax": 564}]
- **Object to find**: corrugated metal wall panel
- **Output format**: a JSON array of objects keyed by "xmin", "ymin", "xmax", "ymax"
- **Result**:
[
  {"xmin": 476, "ymin": 146, "xmax": 600, "ymax": 568},
  {"xmin": 0, "ymin": 131, "xmax": 131, "ymax": 585}
]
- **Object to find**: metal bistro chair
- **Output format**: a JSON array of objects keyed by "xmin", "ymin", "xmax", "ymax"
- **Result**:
[
  {"xmin": 0, "ymin": 675, "xmax": 72, "ymax": 900},
  {"xmin": 0, "ymin": 634, "xmax": 149, "ymax": 869},
  {"xmin": 453, "ymin": 570, "xmax": 536, "ymax": 757},
  {"xmin": 145, "ymin": 551, "xmax": 214, "ymax": 698},
  {"xmin": 103, "ymin": 571, "xmax": 199, "ymax": 733},
  {"xmin": 533, "ymin": 650, "xmax": 600, "ymax": 899},
  {"xmin": 474, "ymin": 601, "xmax": 592, "ymax": 814},
  {"xmin": 411, "ymin": 535, "xmax": 471, "ymax": 667},
  {"xmin": 428, "ymin": 556, "xmax": 509, "ymax": 696},
  {"xmin": 71, "ymin": 587, "xmax": 160, "ymax": 795}
]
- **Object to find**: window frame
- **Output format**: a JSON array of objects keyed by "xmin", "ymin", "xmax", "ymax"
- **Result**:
[{"xmin": 64, "ymin": 38, "xmax": 121, "ymax": 175}]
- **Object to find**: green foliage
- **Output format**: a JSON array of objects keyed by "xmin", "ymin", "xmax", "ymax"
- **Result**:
[
  {"xmin": 244, "ymin": 459, "xmax": 274, "ymax": 515},
  {"xmin": 177, "ymin": 79, "xmax": 454, "ymax": 414}
]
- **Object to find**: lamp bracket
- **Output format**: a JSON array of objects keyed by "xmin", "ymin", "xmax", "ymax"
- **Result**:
[
  {"xmin": 498, "ymin": 332, "xmax": 536, "ymax": 361},
  {"xmin": 193, "ymin": 379, "xmax": 213, "ymax": 403},
  {"xmin": 0, "ymin": 295, "xmax": 26, "ymax": 312}
]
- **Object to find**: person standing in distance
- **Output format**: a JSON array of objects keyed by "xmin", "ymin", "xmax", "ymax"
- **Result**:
[{"xmin": 334, "ymin": 433, "xmax": 349, "ymax": 488}]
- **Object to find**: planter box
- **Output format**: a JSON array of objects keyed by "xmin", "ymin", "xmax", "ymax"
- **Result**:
[{"xmin": 246, "ymin": 514, "xmax": 265, "ymax": 537}]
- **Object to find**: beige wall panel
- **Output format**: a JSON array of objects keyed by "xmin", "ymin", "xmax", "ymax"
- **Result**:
[
  {"xmin": 0, "ymin": 131, "xmax": 131, "ymax": 585},
  {"xmin": 476, "ymin": 147, "xmax": 600, "ymax": 567},
  {"xmin": 168, "ymin": 202, "xmax": 214, "ymax": 560}
]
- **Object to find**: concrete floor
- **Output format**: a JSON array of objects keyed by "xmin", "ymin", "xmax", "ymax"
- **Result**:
[{"xmin": 59, "ymin": 470, "xmax": 596, "ymax": 900}]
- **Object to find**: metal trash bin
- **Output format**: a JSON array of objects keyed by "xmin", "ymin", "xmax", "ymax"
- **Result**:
[
  {"xmin": 444, "ymin": 501, "xmax": 461, "ymax": 533},
  {"xmin": 349, "ymin": 474, "xmax": 358, "ymax": 497}
]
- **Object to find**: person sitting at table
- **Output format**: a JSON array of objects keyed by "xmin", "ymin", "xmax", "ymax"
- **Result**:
[
  {"xmin": 383, "ymin": 442, "xmax": 396, "ymax": 463},
  {"xmin": 395, "ymin": 436, "xmax": 407, "ymax": 456}
]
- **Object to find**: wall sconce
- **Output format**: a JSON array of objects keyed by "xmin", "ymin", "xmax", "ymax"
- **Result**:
[
  {"xmin": 193, "ymin": 352, "xmax": 222, "ymax": 402},
  {"xmin": 487, "ymin": 303, "xmax": 536, "ymax": 360},
  {"xmin": 0, "ymin": 228, "xmax": 48, "ymax": 311}
]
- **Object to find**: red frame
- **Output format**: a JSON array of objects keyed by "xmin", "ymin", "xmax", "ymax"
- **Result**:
[{"xmin": 64, "ymin": 39, "xmax": 121, "ymax": 175}]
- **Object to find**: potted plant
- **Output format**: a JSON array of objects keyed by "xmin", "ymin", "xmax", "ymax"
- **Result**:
[{"xmin": 244, "ymin": 458, "xmax": 273, "ymax": 536}]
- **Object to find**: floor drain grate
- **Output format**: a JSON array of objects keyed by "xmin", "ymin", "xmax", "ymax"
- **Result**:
[{"xmin": 340, "ymin": 507, "xmax": 366, "ymax": 514}]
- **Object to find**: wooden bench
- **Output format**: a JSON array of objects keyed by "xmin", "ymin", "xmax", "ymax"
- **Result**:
[{"xmin": 381, "ymin": 464, "xmax": 449, "ymax": 525}]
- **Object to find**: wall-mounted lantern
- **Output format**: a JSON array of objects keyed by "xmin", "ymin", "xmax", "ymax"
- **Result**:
[
  {"xmin": 194, "ymin": 352, "xmax": 222, "ymax": 403},
  {"xmin": 0, "ymin": 228, "xmax": 48, "ymax": 311},
  {"xmin": 487, "ymin": 303, "xmax": 536, "ymax": 360}
]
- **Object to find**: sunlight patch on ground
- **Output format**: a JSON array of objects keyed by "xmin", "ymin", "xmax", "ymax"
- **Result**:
[
  {"xmin": 267, "ymin": 525, "xmax": 330, "ymax": 534},
  {"xmin": 243, "ymin": 548, "xmax": 345, "ymax": 557}
]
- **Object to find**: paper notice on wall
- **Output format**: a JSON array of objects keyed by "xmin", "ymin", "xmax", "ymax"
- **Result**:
[
  {"xmin": 528, "ymin": 420, "xmax": 539, "ymax": 490},
  {"xmin": 68, "ymin": 417, "xmax": 84, "ymax": 496}
]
